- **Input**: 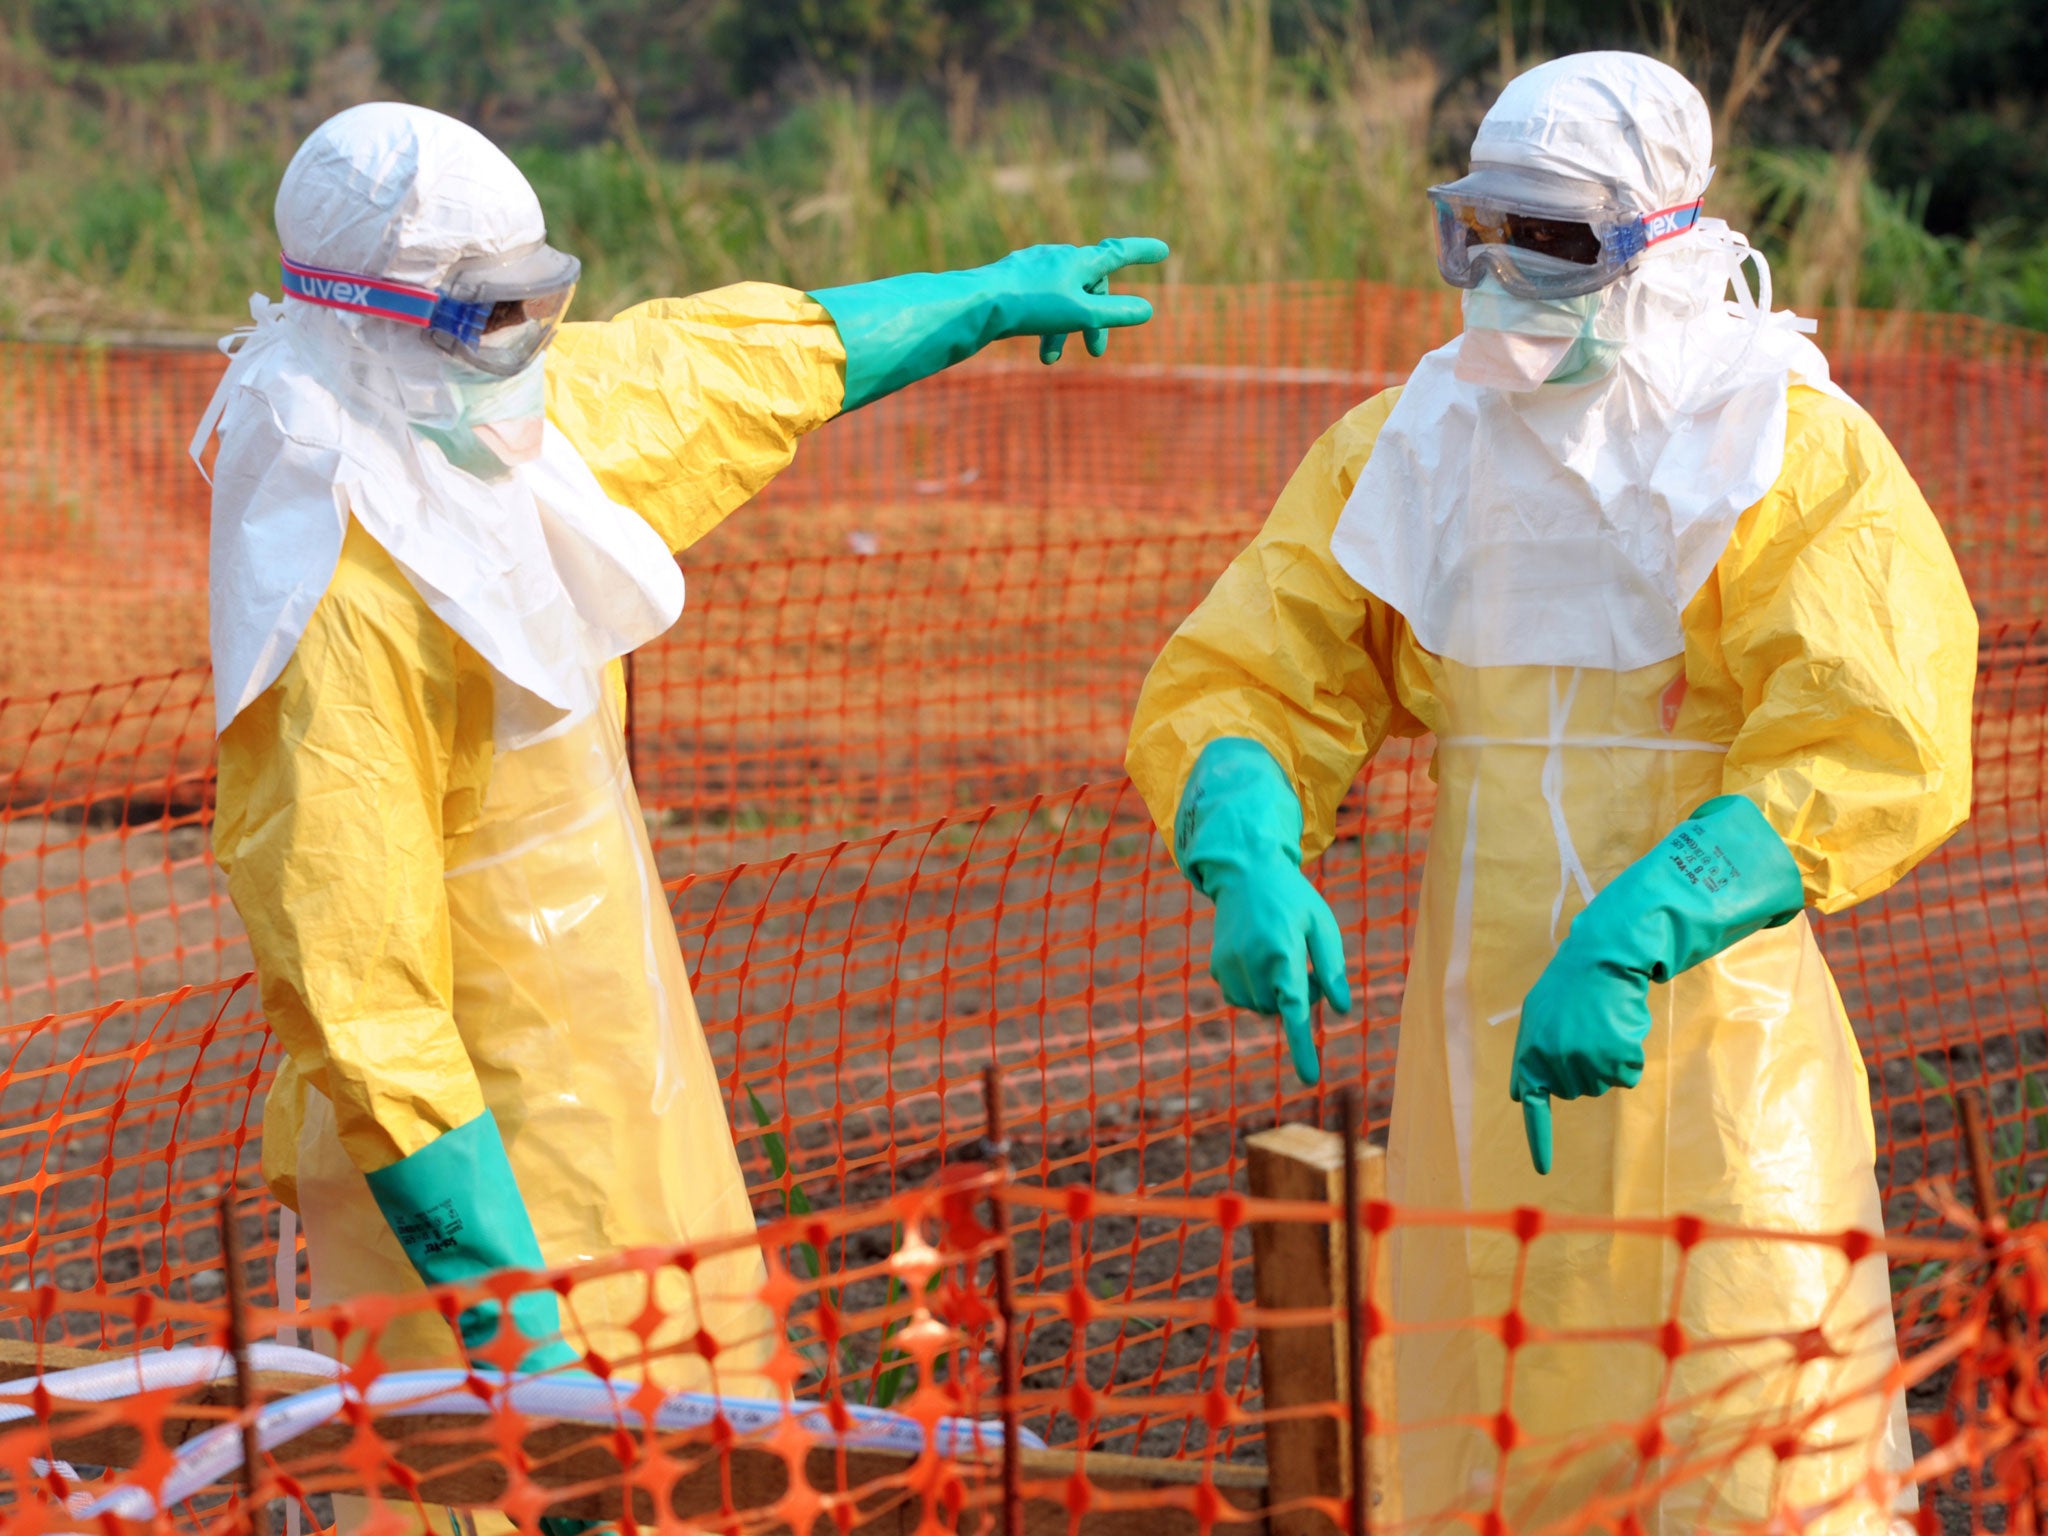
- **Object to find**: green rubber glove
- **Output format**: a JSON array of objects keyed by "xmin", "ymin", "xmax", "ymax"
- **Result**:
[
  {"xmin": 366, "ymin": 1112, "xmax": 592, "ymax": 1535},
  {"xmin": 363, "ymin": 1109, "xmax": 575, "ymax": 1374},
  {"xmin": 1510, "ymin": 795, "xmax": 1806, "ymax": 1175},
  {"xmin": 1174, "ymin": 738, "xmax": 1352, "ymax": 1086},
  {"xmin": 809, "ymin": 237, "xmax": 1169, "ymax": 411}
]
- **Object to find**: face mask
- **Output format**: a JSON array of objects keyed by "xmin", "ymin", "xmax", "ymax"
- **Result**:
[
  {"xmin": 1454, "ymin": 280, "xmax": 1621, "ymax": 391},
  {"xmin": 411, "ymin": 352, "xmax": 548, "ymax": 476}
]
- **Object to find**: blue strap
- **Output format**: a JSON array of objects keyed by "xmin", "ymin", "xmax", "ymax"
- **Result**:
[{"xmin": 279, "ymin": 254, "xmax": 439, "ymax": 326}]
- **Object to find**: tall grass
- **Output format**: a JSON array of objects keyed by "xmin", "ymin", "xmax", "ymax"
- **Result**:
[{"xmin": 2, "ymin": 5, "xmax": 2044, "ymax": 337}]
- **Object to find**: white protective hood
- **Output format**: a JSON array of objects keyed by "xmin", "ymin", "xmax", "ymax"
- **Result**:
[
  {"xmin": 192, "ymin": 102, "xmax": 683, "ymax": 741},
  {"xmin": 1330, "ymin": 53, "xmax": 1849, "ymax": 673}
]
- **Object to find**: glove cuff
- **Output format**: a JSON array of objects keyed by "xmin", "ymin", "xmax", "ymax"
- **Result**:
[
  {"xmin": 1173, "ymin": 738, "xmax": 1306, "ymax": 899},
  {"xmin": 364, "ymin": 1110, "xmax": 565, "ymax": 1366},
  {"xmin": 1572, "ymin": 794, "xmax": 1807, "ymax": 982},
  {"xmin": 809, "ymin": 269, "xmax": 1003, "ymax": 411}
]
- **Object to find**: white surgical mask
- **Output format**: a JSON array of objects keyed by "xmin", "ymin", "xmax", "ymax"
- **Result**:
[
  {"xmin": 412, "ymin": 353, "xmax": 549, "ymax": 475},
  {"xmin": 1453, "ymin": 280, "xmax": 1619, "ymax": 391}
]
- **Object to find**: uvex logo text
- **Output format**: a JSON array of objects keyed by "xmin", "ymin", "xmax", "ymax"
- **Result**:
[
  {"xmin": 1642, "ymin": 201, "xmax": 1702, "ymax": 245},
  {"xmin": 297, "ymin": 276, "xmax": 374, "ymax": 306}
]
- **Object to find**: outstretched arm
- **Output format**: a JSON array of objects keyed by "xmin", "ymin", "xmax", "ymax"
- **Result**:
[
  {"xmin": 545, "ymin": 239, "xmax": 1167, "ymax": 556},
  {"xmin": 545, "ymin": 282, "xmax": 847, "ymax": 555},
  {"xmin": 811, "ymin": 237, "xmax": 1168, "ymax": 409}
]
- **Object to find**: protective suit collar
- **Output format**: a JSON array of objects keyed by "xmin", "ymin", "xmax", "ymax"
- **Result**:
[
  {"xmin": 1333, "ymin": 226, "xmax": 1845, "ymax": 671},
  {"xmin": 196, "ymin": 296, "xmax": 681, "ymax": 741}
]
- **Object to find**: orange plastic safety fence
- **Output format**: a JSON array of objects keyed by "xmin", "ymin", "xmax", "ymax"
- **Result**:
[
  {"xmin": 4, "ymin": 286, "xmax": 2046, "ymax": 702},
  {"xmin": 0, "ymin": 1167, "xmax": 2043, "ymax": 1535},
  {"xmin": 0, "ymin": 977, "xmax": 269, "ymax": 1340},
  {"xmin": 0, "ymin": 668, "xmax": 234, "ymax": 1022},
  {"xmin": 628, "ymin": 531, "xmax": 1247, "ymax": 871}
]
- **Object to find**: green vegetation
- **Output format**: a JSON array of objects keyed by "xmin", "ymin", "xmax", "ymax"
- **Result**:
[
  {"xmin": 1893, "ymin": 1058, "xmax": 2048, "ymax": 1293},
  {"xmin": 2, "ymin": 0, "xmax": 2046, "ymax": 335},
  {"xmin": 1910, "ymin": 1058, "xmax": 2048, "ymax": 1224}
]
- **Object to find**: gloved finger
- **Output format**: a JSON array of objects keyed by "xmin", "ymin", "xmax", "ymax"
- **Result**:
[
  {"xmin": 1079, "ymin": 273, "xmax": 1110, "ymax": 357},
  {"xmin": 1523, "ymin": 1095, "xmax": 1553, "ymax": 1175},
  {"xmin": 1083, "ymin": 235, "xmax": 1172, "ymax": 278},
  {"xmin": 1304, "ymin": 900, "xmax": 1352, "ymax": 1014},
  {"xmin": 1040, "ymin": 332, "xmax": 1068, "ymax": 364},
  {"xmin": 1073, "ymin": 292, "xmax": 1155, "ymax": 331},
  {"xmin": 1279, "ymin": 992, "xmax": 1322, "ymax": 1086}
]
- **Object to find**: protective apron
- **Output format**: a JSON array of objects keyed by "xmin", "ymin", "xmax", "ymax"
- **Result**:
[
  {"xmin": 291, "ymin": 675, "xmax": 772, "ymax": 1388},
  {"xmin": 1385, "ymin": 652, "xmax": 1907, "ymax": 1532}
]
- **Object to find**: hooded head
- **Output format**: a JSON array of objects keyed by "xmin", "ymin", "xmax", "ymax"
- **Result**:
[
  {"xmin": 277, "ymin": 102, "xmax": 546, "ymax": 295},
  {"xmin": 1442, "ymin": 54, "xmax": 1739, "ymax": 390},
  {"xmin": 272, "ymin": 103, "xmax": 576, "ymax": 462},
  {"xmin": 196, "ymin": 104, "xmax": 681, "ymax": 741},
  {"xmin": 1329, "ymin": 49, "xmax": 1840, "ymax": 678}
]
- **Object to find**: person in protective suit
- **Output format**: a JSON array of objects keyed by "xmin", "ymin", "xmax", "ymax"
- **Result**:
[
  {"xmin": 1127, "ymin": 53, "xmax": 1973, "ymax": 1533},
  {"xmin": 197, "ymin": 100, "xmax": 1165, "ymax": 1427}
]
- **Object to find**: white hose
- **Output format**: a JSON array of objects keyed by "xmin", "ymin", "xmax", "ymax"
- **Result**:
[
  {"xmin": 0, "ymin": 1343, "xmax": 344, "ymax": 1410},
  {"xmin": 0, "ymin": 1347, "xmax": 1039, "ymax": 1521}
]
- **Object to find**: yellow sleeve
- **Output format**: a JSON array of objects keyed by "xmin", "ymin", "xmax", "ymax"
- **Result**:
[
  {"xmin": 1711, "ymin": 386, "xmax": 1977, "ymax": 912},
  {"xmin": 214, "ymin": 522, "xmax": 487, "ymax": 1188},
  {"xmin": 1126, "ymin": 389, "xmax": 1423, "ymax": 862},
  {"xmin": 544, "ymin": 282, "xmax": 848, "ymax": 554}
]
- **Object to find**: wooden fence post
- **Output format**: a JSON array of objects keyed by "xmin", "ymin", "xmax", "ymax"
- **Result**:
[{"xmin": 1247, "ymin": 1125, "xmax": 1398, "ymax": 1536}]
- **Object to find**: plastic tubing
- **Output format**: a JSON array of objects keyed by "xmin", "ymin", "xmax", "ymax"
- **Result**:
[{"xmin": 0, "ymin": 1346, "xmax": 1040, "ymax": 1519}]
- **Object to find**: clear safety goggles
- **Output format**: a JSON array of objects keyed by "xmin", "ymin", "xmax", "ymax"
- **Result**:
[
  {"xmin": 1429, "ymin": 167, "xmax": 1704, "ymax": 300},
  {"xmin": 279, "ymin": 242, "xmax": 582, "ymax": 375}
]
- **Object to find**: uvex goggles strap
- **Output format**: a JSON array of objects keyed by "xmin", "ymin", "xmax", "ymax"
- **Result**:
[
  {"xmin": 278, "ymin": 254, "xmax": 500, "ymax": 346},
  {"xmin": 1606, "ymin": 197, "xmax": 1705, "ymax": 261}
]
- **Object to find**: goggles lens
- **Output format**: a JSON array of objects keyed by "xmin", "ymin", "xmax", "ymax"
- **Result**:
[
  {"xmin": 278, "ymin": 246, "xmax": 580, "ymax": 376},
  {"xmin": 1444, "ymin": 201, "xmax": 1604, "ymax": 266},
  {"xmin": 1429, "ymin": 187, "xmax": 1705, "ymax": 300},
  {"xmin": 436, "ymin": 283, "xmax": 578, "ymax": 374}
]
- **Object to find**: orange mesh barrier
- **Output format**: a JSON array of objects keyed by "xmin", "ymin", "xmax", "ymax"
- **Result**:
[
  {"xmin": 0, "ymin": 668, "xmax": 235, "ymax": 1021},
  {"xmin": 628, "ymin": 531, "xmax": 1248, "ymax": 871},
  {"xmin": 0, "ymin": 1156, "xmax": 2041, "ymax": 1533},
  {"xmin": 0, "ymin": 978, "xmax": 270, "ymax": 1337}
]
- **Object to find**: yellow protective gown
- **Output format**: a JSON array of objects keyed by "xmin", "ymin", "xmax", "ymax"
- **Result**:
[
  {"xmin": 216, "ymin": 284, "xmax": 847, "ymax": 1386},
  {"xmin": 1127, "ymin": 385, "xmax": 1976, "ymax": 1532}
]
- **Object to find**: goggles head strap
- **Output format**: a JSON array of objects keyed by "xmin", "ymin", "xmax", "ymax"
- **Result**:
[
  {"xmin": 279, "ymin": 254, "xmax": 495, "ymax": 348},
  {"xmin": 1610, "ymin": 197, "xmax": 1706, "ymax": 262}
]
